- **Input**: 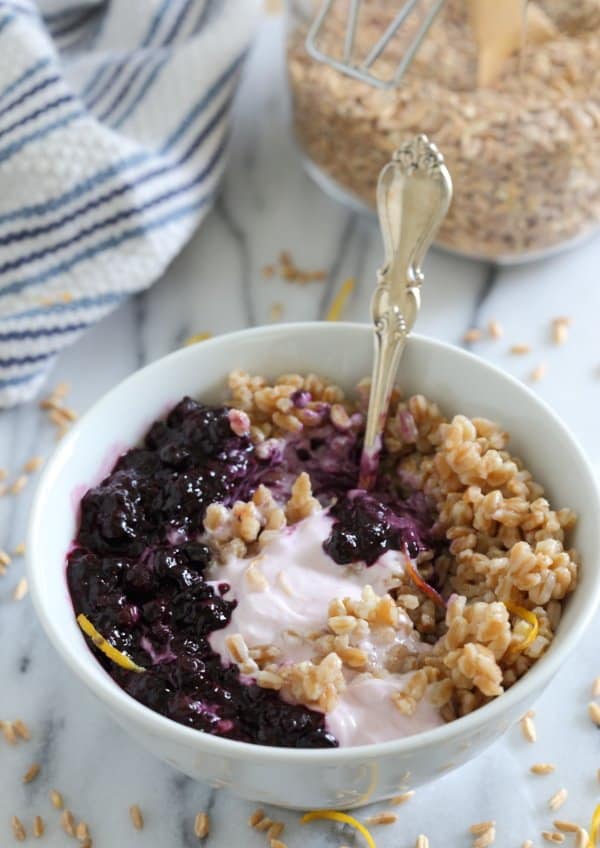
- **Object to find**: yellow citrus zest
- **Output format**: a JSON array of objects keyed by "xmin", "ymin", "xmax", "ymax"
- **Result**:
[
  {"xmin": 505, "ymin": 601, "xmax": 539, "ymax": 653},
  {"xmin": 326, "ymin": 277, "xmax": 355, "ymax": 321},
  {"xmin": 301, "ymin": 810, "xmax": 376, "ymax": 848},
  {"xmin": 590, "ymin": 802, "xmax": 600, "ymax": 847},
  {"xmin": 77, "ymin": 614, "xmax": 145, "ymax": 673},
  {"xmin": 183, "ymin": 332, "xmax": 212, "ymax": 346}
]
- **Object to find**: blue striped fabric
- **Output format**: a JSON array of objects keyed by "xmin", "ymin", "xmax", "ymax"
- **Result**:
[{"xmin": 0, "ymin": 0, "xmax": 260, "ymax": 406}]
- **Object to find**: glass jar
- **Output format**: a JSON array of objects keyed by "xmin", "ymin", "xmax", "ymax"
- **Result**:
[{"xmin": 287, "ymin": 0, "xmax": 600, "ymax": 262}]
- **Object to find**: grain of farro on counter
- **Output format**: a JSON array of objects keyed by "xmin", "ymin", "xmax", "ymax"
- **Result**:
[{"xmin": 66, "ymin": 370, "xmax": 579, "ymax": 748}]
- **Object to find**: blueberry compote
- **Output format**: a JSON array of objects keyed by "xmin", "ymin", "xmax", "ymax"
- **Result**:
[{"xmin": 67, "ymin": 395, "xmax": 437, "ymax": 748}]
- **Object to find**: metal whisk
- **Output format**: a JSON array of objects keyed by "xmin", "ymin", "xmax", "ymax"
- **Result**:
[{"xmin": 305, "ymin": 0, "xmax": 446, "ymax": 90}]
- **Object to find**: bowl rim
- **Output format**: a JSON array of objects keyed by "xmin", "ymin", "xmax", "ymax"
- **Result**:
[{"xmin": 27, "ymin": 321, "xmax": 600, "ymax": 763}]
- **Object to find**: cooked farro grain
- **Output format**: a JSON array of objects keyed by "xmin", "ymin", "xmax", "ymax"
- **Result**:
[
  {"xmin": 521, "ymin": 715, "xmax": 537, "ymax": 743},
  {"xmin": 464, "ymin": 328, "xmax": 482, "ymax": 343},
  {"xmin": 588, "ymin": 702, "xmax": 600, "ymax": 726},
  {"xmin": 76, "ymin": 821, "xmax": 90, "ymax": 840},
  {"xmin": 10, "ymin": 475, "xmax": 28, "ymax": 495},
  {"xmin": 32, "ymin": 815, "xmax": 44, "ymax": 838},
  {"xmin": 270, "ymin": 841, "xmax": 287, "ymax": 848},
  {"xmin": 23, "ymin": 456, "xmax": 44, "ymax": 473},
  {"xmin": 255, "ymin": 816, "xmax": 274, "ymax": 832},
  {"xmin": 129, "ymin": 804, "xmax": 144, "ymax": 830},
  {"xmin": 12, "ymin": 543, "xmax": 25, "ymax": 557},
  {"xmin": 61, "ymin": 809, "xmax": 76, "ymax": 836},
  {"xmin": 473, "ymin": 825, "xmax": 496, "ymax": 848},
  {"xmin": 23, "ymin": 763, "xmax": 40, "ymax": 784},
  {"xmin": 470, "ymin": 820, "xmax": 496, "ymax": 834},
  {"xmin": 13, "ymin": 720, "xmax": 30, "ymax": 741},
  {"xmin": 549, "ymin": 789, "xmax": 568, "ymax": 812},
  {"xmin": 267, "ymin": 822, "xmax": 285, "ymax": 840},
  {"xmin": 13, "ymin": 578, "xmax": 28, "ymax": 601},
  {"xmin": 575, "ymin": 827, "xmax": 590, "ymax": 848},
  {"xmin": 249, "ymin": 809, "xmax": 265, "ymax": 827},
  {"xmin": 390, "ymin": 790, "xmax": 415, "ymax": 805},
  {"xmin": 364, "ymin": 812, "xmax": 397, "ymax": 825},
  {"xmin": 531, "ymin": 763, "xmax": 556, "ymax": 775},
  {"xmin": 416, "ymin": 836, "xmax": 430, "ymax": 848},
  {"xmin": 542, "ymin": 832, "xmax": 565, "ymax": 843},
  {"xmin": 592, "ymin": 677, "xmax": 600, "ymax": 697},
  {"xmin": 522, "ymin": 842, "xmax": 533, "ymax": 848},
  {"xmin": 11, "ymin": 816, "xmax": 26, "ymax": 842},
  {"xmin": 511, "ymin": 343, "xmax": 531, "ymax": 355},
  {"xmin": 50, "ymin": 789, "xmax": 64, "ymax": 809},
  {"xmin": 194, "ymin": 812, "xmax": 210, "ymax": 839},
  {"xmin": 80, "ymin": 840, "xmax": 93, "ymax": 848},
  {"xmin": 530, "ymin": 363, "xmax": 548, "ymax": 383},
  {"xmin": 0, "ymin": 548, "xmax": 11, "ymax": 566},
  {"xmin": 488, "ymin": 320, "xmax": 504, "ymax": 340}
]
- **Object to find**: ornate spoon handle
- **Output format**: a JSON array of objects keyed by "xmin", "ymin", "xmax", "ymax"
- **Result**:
[{"xmin": 359, "ymin": 135, "xmax": 452, "ymax": 489}]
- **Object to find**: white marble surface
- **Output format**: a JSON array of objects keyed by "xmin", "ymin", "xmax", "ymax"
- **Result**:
[{"xmin": 2, "ymin": 12, "xmax": 600, "ymax": 848}]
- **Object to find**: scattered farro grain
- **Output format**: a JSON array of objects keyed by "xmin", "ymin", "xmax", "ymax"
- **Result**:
[
  {"xmin": 592, "ymin": 677, "xmax": 600, "ymax": 697},
  {"xmin": 549, "ymin": 788, "xmax": 568, "ymax": 811},
  {"xmin": 521, "ymin": 714, "xmax": 537, "ymax": 742},
  {"xmin": 554, "ymin": 820, "xmax": 579, "ymax": 833},
  {"xmin": 23, "ymin": 763, "xmax": 40, "ymax": 784},
  {"xmin": 11, "ymin": 816, "xmax": 26, "ymax": 841},
  {"xmin": 76, "ymin": 821, "xmax": 90, "ymax": 840},
  {"xmin": 249, "ymin": 809, "xmax": 265, "ymax": 827},
  {"xmin": 474, "ymin": 825, "xmax": 496, "ymax": 848},
  {"xmin": 416, "ymin": 836, "xmax": 430, "ymax": 848},
  {"xmin": 522, "ymin": 842, "xmax": 533, "ymax": 848},
  {"xmin": 511, "ymin": 343, "xmax": 531, "ymax": 355},
  {"xmin": 33, "ymin": 815, "xmax": 44, "ymax": 838},
  {"xmin": 13, "ymin": 543, "xmax": 25, "ymax": 557},
  {"xmin": 13, "ymin": 720, "xmax": 30, "ymax": 741},
  {"xmin": 464, "ymin": 328, "xmax": 482, "ymax": 343},
  {"xmin": 129, "ymin": 804, "xmax": 144, "ymax": 830},
  {"xmin": 194, "ymin": 812, "xmax": 209, "ymax": 839},
  {"xmin": 10, "ymin": 475, "xmax": 28, "ymax": 495},
  {"xmin": 269, "ymin": 302, "xmax": 284, "ymax": 322},
  {"xmin": 270, "ymin": 841, "xmax": 287, "ymax": 848},
  {"xmin": 488, "ymin": 320, "xmax": 504, "ymax": 340},
  {"xmin": 531, "ymin": 763, "xmax": 555, "ymax": 775},
  {"xmin": 80, "ymin": 841, "xmax": 93, "ymax": 848},
  {"xmin": 588, "ymin": 702, "xmax": 600, "ymax": 726},
  {"xmin": 470, "ymin": 820, "xmax": 496, "ymax": 834},
  {"xmin": 13, "ymin": 578, "xmax": 28, "ymax": 601},
  {"xmin": 0, "ymin": 548, "xmax": 11, "ymax": 566},
  {"xmin": 50, "ymin": 789, "xmax": 64, "ymax": 809},
  {"xmin": 267, "ymin": 822, "xmax": 285, "ymax": 840},
  {"xmin": 255, "ymin": 816, "xmax": 274, "ymax": 832},
  {"xmin": 61, "ymin": 809, "xmax": 76, "ymax": 837},
  {"xmin": 23, "ymin": 456, "xmax": 44, "ymax": 473},
  {"xmin": 364, "ymin": 812, "xmax": 397, "ymax": 825},
  {"xmin": 530, "ymin": 363, "xmax": 547, "ymax": 383},
  {"xmin": 575, "ymin": 827, "xmax": 590, "ymax": 848},
  {"xmin": 542, "ymin": 832, "xmax": 565, "ymax": 843},
  {"xmin": 552, "ymin": 318, "xmax": 571, "ymax": 346},
  {"xmin": 3, "ymin": 722, "xmax": 17, "ymax": 744},
  {"xmin": 390, "ymin": 790, "xmax": 415, "ymax": 805}
]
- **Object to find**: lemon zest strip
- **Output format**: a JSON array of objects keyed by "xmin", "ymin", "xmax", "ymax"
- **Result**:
[
  {"xmin": 326, "ymin": 277, "xmax": 355, "ymax": 322},
  {"xmin": 77, "ymin": 614, "xmax": 145, "ymax": 673},
  {"xmin": 301, "ymin": 810, "xmax": 376, "ymax": 848},
  {"xmin": 183, "ymin": 332, "xmax": 212, "ymax": 347},
  {"xmin": 505, "ymin": 601, "xmax": 539, "ymax": 653},
  {"xmin": 590, "ymin": 802, "xmax": 600, "ymax": 847}
]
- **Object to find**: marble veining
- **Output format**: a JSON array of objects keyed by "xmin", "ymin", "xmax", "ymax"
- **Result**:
[{"xmin": 1, "ymin": 12, "xmax": 600, "ymax": 848}]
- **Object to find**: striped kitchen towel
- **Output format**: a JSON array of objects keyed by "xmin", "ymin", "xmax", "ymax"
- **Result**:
[{"xmin": 0, "ymin": 0, "xmax": 260, "ymax": 407}]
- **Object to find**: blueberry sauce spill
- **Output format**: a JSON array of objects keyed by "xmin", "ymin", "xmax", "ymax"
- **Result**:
[{"xmin": 67, "ymin": 395, "xmax": 438, "ymax": 748}]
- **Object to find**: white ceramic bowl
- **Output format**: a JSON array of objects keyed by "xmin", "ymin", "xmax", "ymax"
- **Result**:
[{"xmin": 28, "ymin": 322, "xmax": 600, "ymax": 809}]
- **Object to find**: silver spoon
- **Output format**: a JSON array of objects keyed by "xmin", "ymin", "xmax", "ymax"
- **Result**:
[{"xmin": 358, "ymin": 135, "xmax": 452, "ymax": 489}]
